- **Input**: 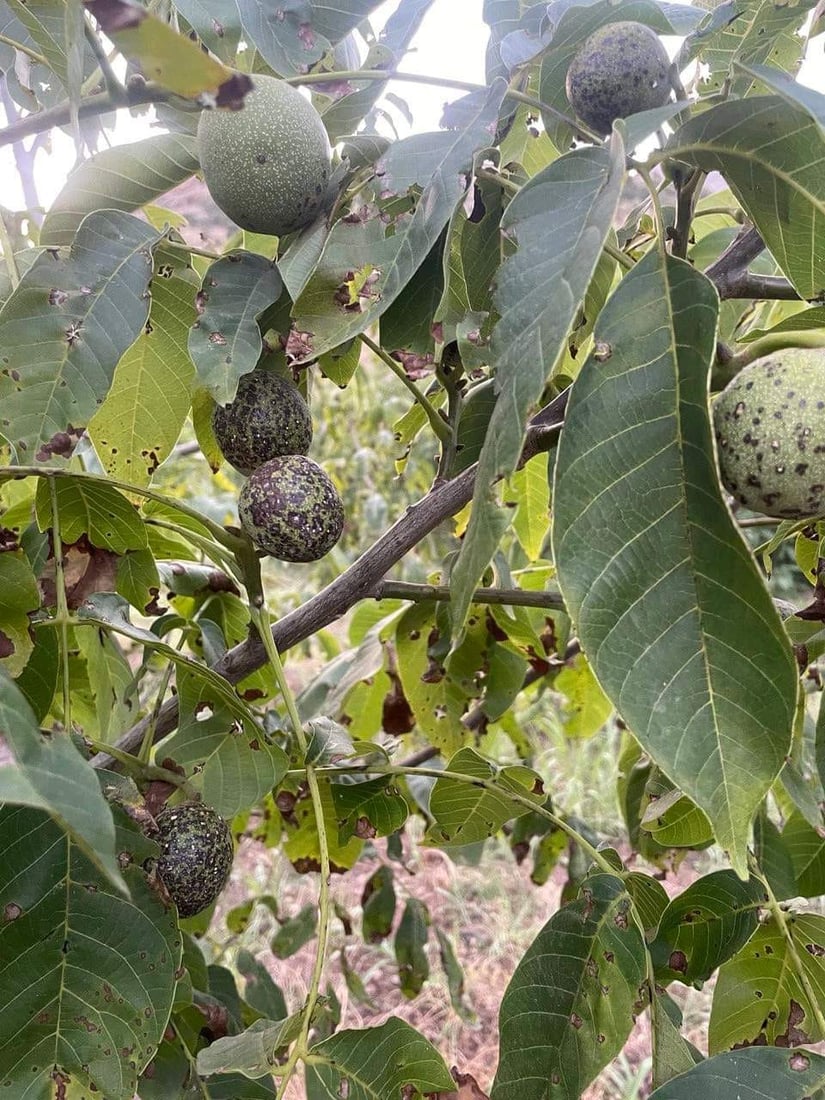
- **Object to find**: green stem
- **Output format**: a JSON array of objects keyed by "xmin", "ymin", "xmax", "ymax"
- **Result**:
[
  {"xmin": 716, "ymin": 330, "xmax": 825, "ymax": 385},
  {"xmin": 49, "ymin": 480, "xmax": 73, "ymax": 735},
  {"xmin": 0, "ymin": 32, "xmax": 48, "ymax": 66},
  {"xmin": 0, "ymin": 208, "xmax": 19, "ymax": 289},
  {"xmin": 138, "ymin": 635, "xmax": 183, "ymax": 764},
  {"xmin": 372, "ymin": 580, "xmax": 566, "ymax": 610},
  {"xmin": 694, "ymin": 206, "xmax": 744, "ymax": 222},
  {"xmin": 475, "ymin": 167, "xmax": 520, "ymax": 196},
  {"xmin": 749, "ymin": 855, "xmax": 825, "ymax": 1038},
  {"xmin": 303, "ymin": 762, "xmax": 620, "ymax": 877},
  {"xmin": 248, "ymin": 597, "xmax": 331, "ymax": 1098},
  {"xmin": 634, "ymin": 164, "xmax": 668, "ymax": 251},
  {"xmin": 359, "ymin": 333, "xmax": 451, "ymax": 444},
  {"xmin": 162, "ymin": 235, "xmax": 222, "ymax": 261},
  {"xmin": 603, "ymin": 239, "xmax": 634, "ymax": 270},
  {"xmin": 84, "ymin": 735, "xmax": 196, "ymax": 792},
  {"xmin": 83, "ymin": 16, "xmax": 125, "ymax": 98}
]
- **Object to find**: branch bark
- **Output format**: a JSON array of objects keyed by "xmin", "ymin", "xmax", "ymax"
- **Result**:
[
  {"xmin": 97, "ymin": 396, "xmax": 570, "ymax": 767},
  {"xmin": 703, "ymin": 225, "xmax": 802, "ymax": 302}
]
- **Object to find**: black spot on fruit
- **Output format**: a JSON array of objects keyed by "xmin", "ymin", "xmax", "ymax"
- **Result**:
[
  {"xmin": 565, "ymin": 21, "xmax": 672, "ymax": 135},
  {"xmin": 238, "ymin": 454, "xmax": 344, "ymax": 562},
  {"xmin": 713, "ymin": 349, "xmax": 825, "ymax": 519},
  {"xmin": 152, "ymin": 802, "xmax": 233, "ymax": 919},
  {"xmin": 197, "ymin": 74, "xmax": 332, "ymax": 237},
  {"xmin": 212, "ymin": 369, "xmax": 312, "ymax": 475}
]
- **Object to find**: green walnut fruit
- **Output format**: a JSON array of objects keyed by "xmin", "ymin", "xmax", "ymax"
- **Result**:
[
  {"xmin": 713, "ymin": 349, "xmax": 825, "ymax": 519},
  {"xmin": 198, "ymin": 74, "xmax": 332, "ymax": 237},
  {"xmin": 153, "ymin": 802, "xmax": 233, "ymax": 919},
  {"xmin": 238, "ymin": 454, "xmax": 344, "ymax": 562},
  {"xmin": 213, "ymin": 369, "xmax": 313, "ymax": 476},
  {"xmin": 566, "ymin": 21, "xmax": 672, "ymax": 135}
]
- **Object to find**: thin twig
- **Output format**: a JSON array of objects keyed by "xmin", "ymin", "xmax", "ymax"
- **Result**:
[{"xmin": 371, "ymin": 580, "xmax": 566, "ymax": 609}]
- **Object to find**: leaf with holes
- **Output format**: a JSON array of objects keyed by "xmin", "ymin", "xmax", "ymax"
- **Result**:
[
  {"xmin": 649, "ymin": 1047, "xmax": 825, "ymax": 1099},
  {"xmin": 651, "ymin": 871, "xmax": 765, "ymax": 986},
  {"xmin": 88, "ymin": 247, "xmax": 198, "ymax": 486},
  {"xmin": 709, "ymin": 914, "xmax": 825, "ymax": 1051},
  {"xmin": 331, "ymin": 775, "xmax": 409, "ymax": 842},
  {"xmin": 552, "ymin": 248, "xmax": 797, "ymax": 875},
  {"xmin": 0, "ymin": 803, "xmax": 180, "ymax": 1099},
  {"xmin": 189, "ymin": 252, "xmax": 283, "ymax": 405},
  {"xmin": 35, "ymin": 475, "xmax": 147, "ymax": 553},
  {"xmin": 0, "ymin": 211, "xmax": 161, "ymax": 463},
  {"xmin": 235, "ymin": 0, "xmax": 386, "ymax": 76},
  {"xmin": 0, "ymin": 550, "xmax": 40, "ymax": 675},
  {"xmin": 492, "ymin": 873, "xmax": 647, "ymax": 1100}
]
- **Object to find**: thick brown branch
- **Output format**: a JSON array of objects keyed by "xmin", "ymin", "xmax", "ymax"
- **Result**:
[
  {"xmin": 97, "ymin": 398, "xmax": 570, "ymax": 767},
  {"xmin": 703, "ymin": 225, "xmax": 801, "ymax": 302}
]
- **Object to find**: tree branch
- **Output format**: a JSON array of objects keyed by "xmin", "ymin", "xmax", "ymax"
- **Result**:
[
  {"xmin": 703, "ymin": 225, "xmax": 802, "ymax": 302},
  {"xmin": 372, "ymin": 580, "xmax": 565, "ymax": 609},
  {"xmin": 95, "ymin": 397, "xmax": 570, "ymax": 767},
  {"xmin": 0, "ymin": 81, "xmax": 178, "ymax": 148}
]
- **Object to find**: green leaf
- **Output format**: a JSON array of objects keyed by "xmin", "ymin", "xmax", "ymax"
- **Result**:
[
  {"xmin": 640, "ymin": 773, "xmax": 714, "ymax": 849},
  {"xmin": 509, "ymin": 453, "xmax": 550, "ymax": 562},
  {"xmin": 88, "ymin": 246, "xmax": 198, "ymax": 486},
  {"xmin": 451, "ymin": 141, "xmax": 625, "ymax": 629},
  {"xmin": 651, "ymin": 990, "xmax": 701, "ymax": 1090},
  {"xmin": 626, "ymin": 871, "xmax": 669, "ymax": 938},
  {"xmin": 0, "ymin": 549, "xmax": 40, "ymax": 675},
  {"xmin": 735, "ymin": 61, "xmax": 825, "ymax": 126},
  {"xmin": 436, "ymin": 926, "xmax": 474, "ymax": 1021},
  {"xmin": 189, "ymin": 251, "xmax": 283, "ymax": 405},
  {"xmin": 309, "ymin": 1017, "xmax": 454, "ymax": 1098},
  {"xmin": 235, "ymin": 0, "xmax": 386, "ymax": 76},
  {"xmin": 271, "ymin": 904, "xmax": 317, "ymax": 959},
  {"xmin": 35, "ymin": 474, "xmax": 147, "ymax": 552},
  {"xmin": 425, "ymin": 746, "xmax": 543, "ymax": 846},
  {"xmin": 492, "ymin": 873, "xmax": 647, "ymax": 1100},
  {"xmin": 783, "ymin": 810, "xmax": 825, "ymax": 897},
  {"xmin": 40, "ymin": 135, "xmax": 200, "ymax": 247},
  {"xmin": 666, "ymin": 97, "xmax": 825, "ymax": 300},
  {"xmin": 651, "ymin": 870, "xmax": 765, "ymax": 986},
  {"xmin": 693, "ymin": 0, "xmax": 818, "ymax": 100},
  {"xmin": 554, "ymin": 652, "xmax": 613, "ymax": 739},
  {"xmin": 282, "ymin": 777, "xmax": 363, "ymax": 871},
  {"xmin": 552, "ymin": 249, "xmax": 797, "ymax": 875},
  {"xmin": 173, "ymin": 0, "xmax": 242, "ymax": 61},
  {"xmin": 0, "ymin": 804, "xmax": 181, "ymax": 1099},
  {"xmin": 648, "ymin": 1047, "xmax": 825, "ymax": 1099},
  {"xmin": 197, "ymin": 1013, "xmax": 304, "ymax": 1079},
  {"xmin": 163, "ymin": 667, "xmax": 287, "ymax": 819},
  {"xmin": 330, "ymin": 775, "xmax": 409, "ymax": 841},
  {"xmin": 236, "ymin": 948, "xmax": 287, "ymax": 1021},
  {"xmin": 709, "ymin": 914, "xmax": 825, "ymax": 1051},
  {"xmin": 394, "ymin": 897, "xmax": 430, "ymax": 999},
  {"xmin": 0, "ymin": 672, "xmax": 126, "ymax": 890},
  {"xmin": 754, "ymin": 810, "xmax": 799, "ymax": 902},
  {"xmin": 293, "ymin": 81, "xmax": 507, "ymax": 359},
  {"xmin": 14, "ymin": 628, "xmax": 59, "ymax": 721},
  {"xmin": 0, "ymin": 211, "xmax": 161, "ymax": 463},
  {"xmin": 361, "ymin": 864, "xmax": 396, "ymax": 943}
]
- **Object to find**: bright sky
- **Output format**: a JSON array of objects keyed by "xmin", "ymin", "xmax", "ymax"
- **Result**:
[{"xmin": 0, "ymin": 0, "xmax": 822, "ymax": 214}]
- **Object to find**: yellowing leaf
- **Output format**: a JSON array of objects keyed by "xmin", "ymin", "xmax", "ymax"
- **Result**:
[{"xmin": 84, "ymin": 0, "xmax": 251, "ymax": 103}]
